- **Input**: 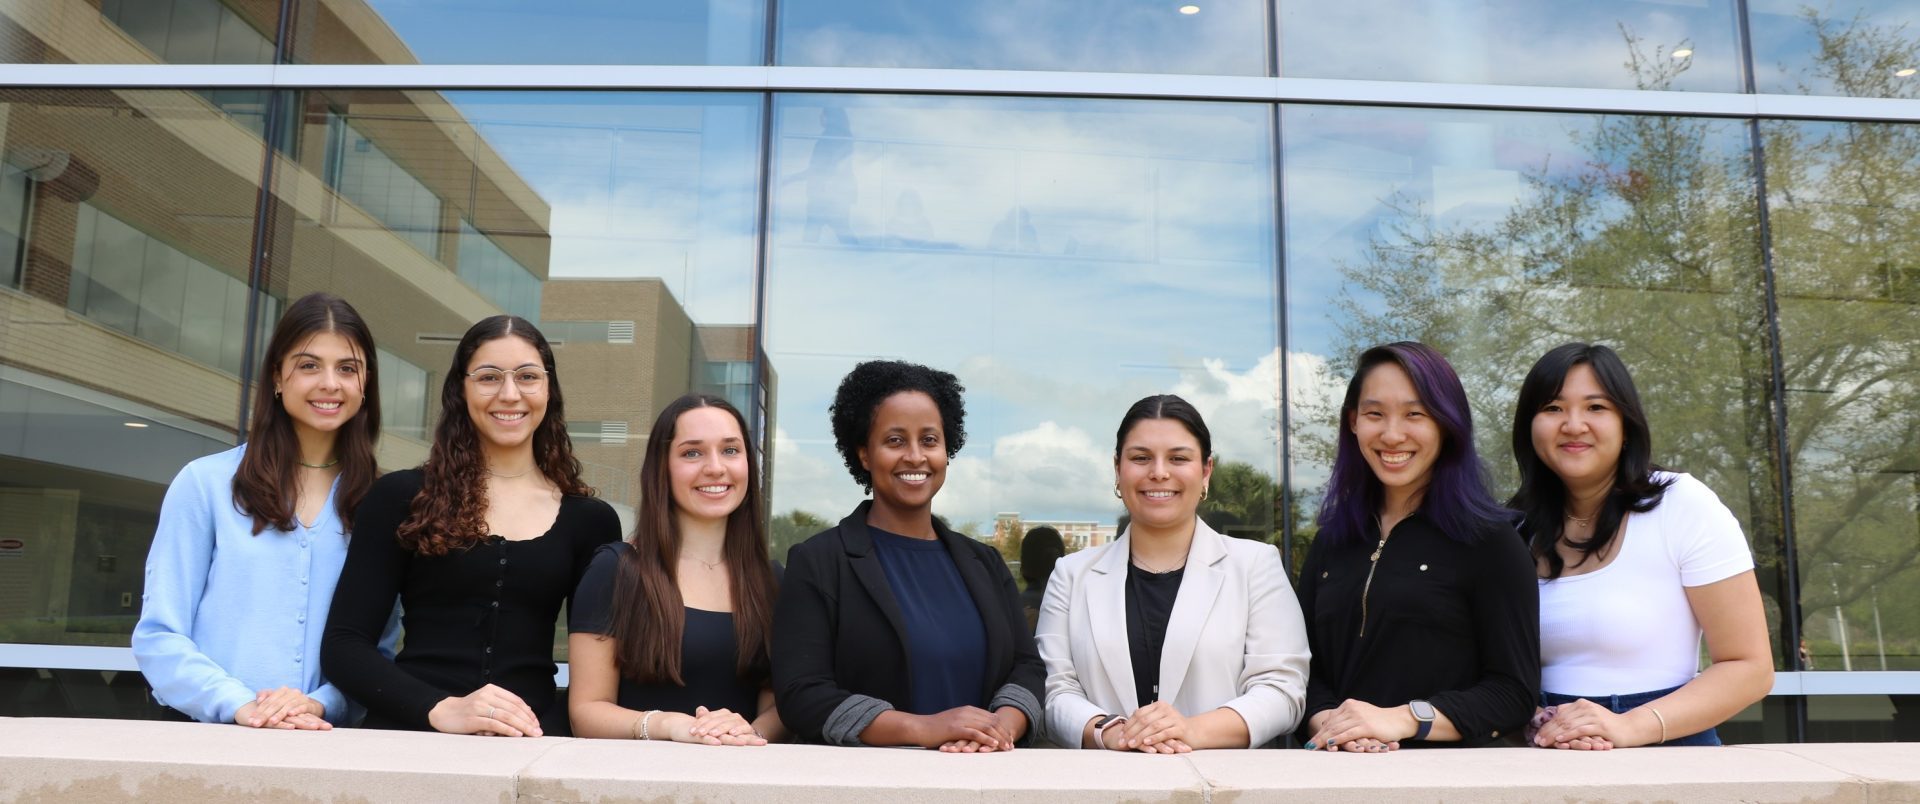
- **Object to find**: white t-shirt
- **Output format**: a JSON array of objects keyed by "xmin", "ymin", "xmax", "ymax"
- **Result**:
[{"xmin": 1538, "ymin": 472, "xmax": 1755, "ymax": 696}]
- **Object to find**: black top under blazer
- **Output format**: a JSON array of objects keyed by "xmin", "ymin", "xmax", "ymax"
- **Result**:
[{"xmin": 771, "ymin": 500, "xmax": 1045, "ymax": 745}]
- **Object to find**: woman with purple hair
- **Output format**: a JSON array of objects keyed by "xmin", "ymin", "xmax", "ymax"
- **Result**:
[{"xmin": 1296, "ymin": 342, "xmax": 1538, "ymax": 752}]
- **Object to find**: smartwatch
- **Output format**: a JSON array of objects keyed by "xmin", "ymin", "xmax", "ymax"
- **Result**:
[
  {"xmin": 1409, "ymin": 700, "xmax": 1436, "ymax": 741},
  {"xmin": 1091, "ymin": 714, "xmax": 1127, "ymax": 749}
]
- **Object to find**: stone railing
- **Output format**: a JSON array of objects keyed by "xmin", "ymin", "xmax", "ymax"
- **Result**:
[{"xmin": 2, "ymin": 717, "xmax": 1916, "ymax": 802}]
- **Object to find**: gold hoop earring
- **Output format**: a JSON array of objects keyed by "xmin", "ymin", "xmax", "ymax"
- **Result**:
[
  {"xmin": 1201, "ymin": 486, "xmax": 1210, "ymax": 501},
  {"xmin": 1113, "ymin": 485, "xmax": 1122, "ymax": 499}
]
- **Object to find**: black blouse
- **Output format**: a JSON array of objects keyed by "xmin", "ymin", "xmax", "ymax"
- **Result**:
[
  {"xmin": 321, "ymin": 469, "xmax": 620, "ymax": 734},
  {"xmin": 1125, "ymin": 563, "xmax": 1183, "ymax": 708},
  {"xmin": 568, "ymin": 542, "xmax": 763, "ymax": 718},
  {"xmin": 1295, "ymin": 512, "xmax": 1539, "ymax": 745}
]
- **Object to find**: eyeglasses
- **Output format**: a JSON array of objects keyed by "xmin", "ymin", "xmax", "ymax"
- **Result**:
[{"xmin": 466, "ymin": 365, "xmax": 549, "ymax": 396}]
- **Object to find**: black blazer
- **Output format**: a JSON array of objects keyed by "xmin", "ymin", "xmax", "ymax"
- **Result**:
[{"xmin": 772, "ymin": 501, "xmax": 1045, "ymax": 745}]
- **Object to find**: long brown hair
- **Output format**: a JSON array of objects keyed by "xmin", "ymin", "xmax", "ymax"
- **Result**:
[
  {"xmin": 608, "ymin": 394, "xmax": 777, "ymax": 685},
  {"xmin": 232, "ymin": 292, "xmax": 381, "ymax": 535},
  {"xmin": 396, "ymin": 315, "xmax": 590, "ymax": 556}
]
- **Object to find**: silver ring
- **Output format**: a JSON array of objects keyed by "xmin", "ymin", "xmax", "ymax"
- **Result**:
[{"xmin": 487, "ymin": 706, "xmax": 497, "ymax": 720}]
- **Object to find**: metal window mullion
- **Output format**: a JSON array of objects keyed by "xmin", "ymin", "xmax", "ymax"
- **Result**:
[{"xmin": 6, "ymin": 65, "xmax": 1920, "ymax": 123}]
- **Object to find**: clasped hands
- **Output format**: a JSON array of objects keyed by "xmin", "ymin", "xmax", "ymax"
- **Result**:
[
  {"xmin": 1304, "ymin": 699, "xmax": 1410, "ymax": 753},
  {"xmin": 1529, "ymin": 700, "xmax": 1640, "ymax": 750},
  {"xmin": 233, "ymin": 686, "xmax": 329, "ymax": 730},
  {"xmin": 1096, "ymin": 701, "xmax": 1194, "ymax": 754},
  {"xmin": 921, "ymin": 705, "xmax": 1027, "ymax": 753}
]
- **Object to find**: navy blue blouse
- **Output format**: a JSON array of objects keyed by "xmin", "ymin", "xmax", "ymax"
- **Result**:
[{"xmin": 869, "ymin": 527, "xmax": 988, "ymax": 715}]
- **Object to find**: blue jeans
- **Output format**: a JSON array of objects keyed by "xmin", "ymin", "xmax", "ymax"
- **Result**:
[{"xmin": 1541, "ymin": 685, "xmax": 1722, "ymax": 746}]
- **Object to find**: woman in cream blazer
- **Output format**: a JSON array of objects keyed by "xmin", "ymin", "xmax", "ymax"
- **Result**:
[{"xmin": 1037, "ymin": 395, "xmax": 1310, "ymax": 751}]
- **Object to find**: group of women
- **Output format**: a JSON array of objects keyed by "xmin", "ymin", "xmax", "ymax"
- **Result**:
[{"xmin": 132, "ymin": 292, "xmax": 1772, "ymax": 752}]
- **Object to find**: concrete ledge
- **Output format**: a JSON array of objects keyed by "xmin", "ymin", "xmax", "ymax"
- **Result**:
[{"xmin": 1, "ymin": 718, "xmax": 1916, "ymax": 803}]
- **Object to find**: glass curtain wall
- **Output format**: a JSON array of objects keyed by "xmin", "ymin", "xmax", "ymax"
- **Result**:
[{"xmin": 2, "ymin": 0, "xmax": 1918, "ymax": 739}]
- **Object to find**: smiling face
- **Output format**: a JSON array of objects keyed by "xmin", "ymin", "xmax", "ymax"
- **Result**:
[
  {"xmin": 1531, "ymin": 363, "xmax": 1625, "ymax": 492},
  {"xmin": 275, "ymin": 331, "xmax": 366, "ymax": 442},
  {"xmin": 1116, "ymin": 418, "xmax": 1213, "ymax": 534},
  {"xmin": 463, "ymin": 335, "xmax": 548, "ymax": 453},
  {"xmin": 667, "ymin": 405, "xmax": 750, "ymax": 529},
  {"xmin": 1350, "ymin": 362, "xmax": 1443, "ymax": 503},
  {"xmin": 857, "ymin": 391, "xmax": 947, "ymax": 522}
]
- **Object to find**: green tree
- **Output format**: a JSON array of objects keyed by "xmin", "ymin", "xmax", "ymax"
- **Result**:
[
  {"xmin": 769, "ymin": 509, "xmax": 829, "ymax": 565},
  {"xmin": 1294, "ymin": 17, "xmax": 1920, "ymax": 667}
]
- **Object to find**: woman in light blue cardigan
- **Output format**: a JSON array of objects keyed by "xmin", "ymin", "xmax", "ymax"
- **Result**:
[{"xmin": 133, "ymin": 293, "xmax": 387, "ymax": 729}]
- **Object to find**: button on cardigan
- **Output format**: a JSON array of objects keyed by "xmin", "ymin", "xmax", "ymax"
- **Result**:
[
  {"xmin": 320, "ymin": 469, "xmax": 619, "ymax": 733},
  {"xmin": 132, "ymin": 445, "xmax": 392, "ymax": 725}
]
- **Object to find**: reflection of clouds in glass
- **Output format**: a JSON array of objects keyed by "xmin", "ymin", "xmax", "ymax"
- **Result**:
[
  {"xmin": 1282, "ymin": 0, "xmax": 1742, "ymax": 92},
  {"xmin": 334, "ymin": 0, "xmax": 764, "ymax": 65},
  {"xmin": 764, "ymin": 95, "xmax": 1280, "ymax": 526},
  {"xmin": 779, "ymin": 0, "xmax": 1266, "ymax": 74},
  {"xmin": 1748, "ymin": 1, "xmax": 1920, "ymax": 97},
  {"xmin": 442, "ymin": 93, "xmax": 762, "ymax": 324},
  {"xmin": 770, "ymin": 354, "xmax": 1288, "ymax": 526}
]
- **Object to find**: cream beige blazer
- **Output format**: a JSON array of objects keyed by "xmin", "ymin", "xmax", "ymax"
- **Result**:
[{"xmin": 1036, "ymin": 519, "xmax": 1310, "ymax": 748}]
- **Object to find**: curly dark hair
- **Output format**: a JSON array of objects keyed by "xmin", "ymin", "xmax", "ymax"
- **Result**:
[
  {"xmin": 829, "ymin": 360, "xmax": 967, "ymax": 492},
  {"xmin": 397, "ymin": 315, "xmax": 592, "ymax": 556}
]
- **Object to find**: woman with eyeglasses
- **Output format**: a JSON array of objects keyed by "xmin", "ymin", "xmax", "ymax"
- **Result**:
[
  {"xmin": 134, "ymin": 293, "xmax": 387, "ymax": 729},
  {"xmin": 323, "ymin": 315, "xmax": 619, "ymax": 736}
]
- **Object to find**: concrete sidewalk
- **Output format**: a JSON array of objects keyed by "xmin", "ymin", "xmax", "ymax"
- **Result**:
[{"xmin": 2, "ymin": 717, "xmax": 1915, "ymax": 802}]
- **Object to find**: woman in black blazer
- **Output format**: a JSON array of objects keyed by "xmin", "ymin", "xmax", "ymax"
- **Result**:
[{"xmin": 772, "ymin": 360, "xmax": 1044, "ymax": 750}]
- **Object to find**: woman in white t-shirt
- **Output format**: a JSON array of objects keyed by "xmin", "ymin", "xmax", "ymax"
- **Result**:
[{"xmin": 1509, "ymin": 343, "xmax": 1772, "ymax": 748}]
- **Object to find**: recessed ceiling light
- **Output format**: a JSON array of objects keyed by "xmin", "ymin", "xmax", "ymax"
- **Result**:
[
  {"xmin": 1179, "ymin": 5, "xmax": 1200, "ymax": 14},
  {"xmin": 124, "ymin": 422, "xmax": 149, "ymax": 428},
  {"xmin": 1897, "ymin": 68, "xmax": 1918, "ymax": 77},
  {"xmin": 1671, "ymin": 48, "xmax": 1694, "ymax": 59}
]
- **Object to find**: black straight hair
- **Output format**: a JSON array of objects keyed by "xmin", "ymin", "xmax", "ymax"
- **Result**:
[
  {"xmin": 1508, "ymin": 343, "xmax": 1674, "ymax": 580},
  {"xmin": 1113, "ymin": 394, "xmax": 1212, "ymax": 462}
]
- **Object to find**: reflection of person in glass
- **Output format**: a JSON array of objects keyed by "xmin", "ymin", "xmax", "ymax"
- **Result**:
[
  {"xmin": 567, "ymin": 394, "xmax": 788, "ymax": 745},
  {"xmin": 772, "ymin": 360, "xmax": 1043, "ymax": 750},
  {"xmin": 802, "ymin": 107, "xmax": 858, "ymax": 245},
  {"xmin": 134, "ymin": 293, "xmax": 386, "ymax": 730},
  {"xmin": 1018, "ymin": 526, "xmax": 1064, "ymax": 630},
  {"xmin": 1513, "ymin": 343, "xmax": 1771, "ymax": 749},
  {"xmin": 1297, "ymin": 342, "xmax": 1538, "ymax": 752},
  {"xmin": 1037, "ymin": 395, "xmax": 1310, "ymax": 752},
  {"xmin": 322, "ymin": 316, "xmax": 619, "ymax": 736}
]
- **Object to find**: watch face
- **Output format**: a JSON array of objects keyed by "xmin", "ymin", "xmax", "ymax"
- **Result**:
[{"xmin": 1410, "ymin": 700, "xmax": 1436, "ymax": 720}]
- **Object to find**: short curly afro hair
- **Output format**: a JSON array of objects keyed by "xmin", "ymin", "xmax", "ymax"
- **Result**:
[{"xmin": 830, "ymin": 360, "xmax": 968, "ymax": 492}]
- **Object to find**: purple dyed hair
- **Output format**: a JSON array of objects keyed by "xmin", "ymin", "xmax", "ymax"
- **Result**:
[{"xmin": 1315, "ymin": 341, "xmax": 1508, "ymax": 546}]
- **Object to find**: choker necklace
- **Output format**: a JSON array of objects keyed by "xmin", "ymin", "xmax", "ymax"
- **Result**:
[
  {"xmin": 487, "ymin": 466, "xmax": 532, "ymax": 479},
  {"xmin": 298, "ymin": 458, "xmax": 339, "ymax": 469},
  {"xmin": 1565, "ymin": 511, "xmax": 1595, "ymax": 528}
]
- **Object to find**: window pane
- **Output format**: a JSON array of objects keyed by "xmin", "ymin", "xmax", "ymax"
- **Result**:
[
  {"xmin": 1764, "ymin": 118, "xmax": 1920, "ymax": 674},
  {"xmin": 778, "ymin": 0, "xmax": 1267, "ymax": 74},
  {"xmin": 1281, "ymin": 0, "xmax": 1743, "ymax": 91},
  {"xmin": 1281, "ymin": 104, "xmax": 1787, "ymax": 658},
  {"xmin": 765, "ymin": 94, "xmax": 1280, "ymax": 567},
  {"xmin": 288, "ymin": 0, "xmax": 764, "ymax": 65},
  {"xmin": 0, "ymin": 89, "xmax": 258, "ymax": 648},
  {"xmin": 1750, "ymin": 1, "xmax": 1920, "ymax": 98},
  {"xmin": 2, "ymin": 0, "xmax": 279, "ymax": 65},
  {"xmin": 273, "ymin": 90, "xmax": 762, "ymax": 515}
]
